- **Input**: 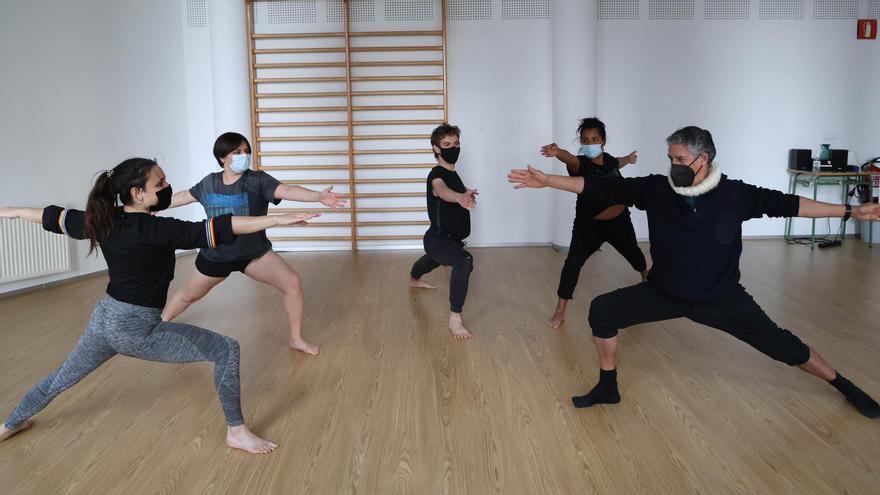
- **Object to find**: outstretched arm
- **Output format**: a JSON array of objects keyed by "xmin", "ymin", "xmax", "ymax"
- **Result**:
[
  {"xmin": 798, "ymin": 197, "xmax": 880, "ymax": 220},
  {"xmin": 617, "ymin": 151, "xmax": 638, "ymax": 168},
  {"xmin": 508, "ymin": 165, "xmax": 585, "ymax": 194},
  {"xmin": 0, "ymin": 207, "xmax": 44, "ymax": 223},
  {"xmin": 169, "ymin": 190, "xmax": 198, "ymax": 209},
  {"xmin": 432, "ymin": 178, "xmax": 477, "ymax": 210},
  {"xmin": 274, "ymin": 184, "xmax": 347, "ymax": 209},
  {"xmin": 540, "ymin": 143, "xmax": 580, "ymax": 174}
]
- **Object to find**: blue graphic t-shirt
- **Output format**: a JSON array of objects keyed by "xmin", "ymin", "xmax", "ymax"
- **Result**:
[{"xmin": 189, "ymin": 169, "xmax": 282, "ymax": 262}]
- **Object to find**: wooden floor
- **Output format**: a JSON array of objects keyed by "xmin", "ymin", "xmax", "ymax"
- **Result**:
[{"xmin": 0, "ymin": 240, "xmax": 878, "ymax": 494}]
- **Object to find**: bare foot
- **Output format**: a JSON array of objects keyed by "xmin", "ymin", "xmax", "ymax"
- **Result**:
[
  {"xmin": 640, "ymin": 269, "xmax": 649, "ymax": 282},
  {"xmin": 226, "ymin": 425, "xmax": 279, "ymax": 454},
  {"xmin": 449, "ymin": 314, "xmax": 472, "ymax": 339},
  {"xmin": 0, "ymin": 419, "xmax": 34, "ymax": 442},
  {"xmin": 289, "ymin": 338, "xmax": 320, "ymax": 355},
  {"xmin": 409, "ymin": 277, "xmax": 436, "ymax": 289}
]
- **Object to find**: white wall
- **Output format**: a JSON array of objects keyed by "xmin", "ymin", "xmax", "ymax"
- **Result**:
[{"xmin": 0, "ymin": 0, "xmax": 191, "ymax": 295}]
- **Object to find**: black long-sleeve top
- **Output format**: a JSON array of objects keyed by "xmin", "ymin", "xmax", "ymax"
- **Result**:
[
  {"xmin": 42, "ymin": 206, "xmax": 236, "ymax": 308},
  {"xmin": 580, "ymin": 174, "xmax": 801, "ymax": 301}
]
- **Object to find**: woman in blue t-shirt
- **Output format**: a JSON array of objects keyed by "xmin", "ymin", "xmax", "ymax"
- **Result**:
[
  {"xmin": 541, "ymin": 118, "xmax": 648, "ymax": 328},
  {"xmin": 164, "ymin": 132, "xmax": 346, "ymax": 355}
]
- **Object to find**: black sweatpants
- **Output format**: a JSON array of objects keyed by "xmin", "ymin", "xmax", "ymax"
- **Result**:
[
  {"xmin": 558, "ymin": 212, "xmax": 647, "ymax": 300},
  {"xmin": 588, "ymin": 281, "xmax": 811, "ymax": 366},
  {"xmin": 410, "ymin": 231, "xmax": 473, "ymax": 313}
]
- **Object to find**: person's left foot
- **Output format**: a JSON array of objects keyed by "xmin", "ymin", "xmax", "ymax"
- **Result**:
[
  {"xmin": 0, "ymin": 419, "xmax": 34, "ymax": 442},
  {"xmin": 289, "ymin": 338, "xmax": 320, "ymax": 355},
  {"xmin": 829, "ymin": 373, "xmax": 880, "ymax": 418}
]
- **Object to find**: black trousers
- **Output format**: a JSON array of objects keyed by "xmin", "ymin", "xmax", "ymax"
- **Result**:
[
  {"xmin": 410, "ymin": 231, "xmax": 473, "ymax": 313},
  {"xmin": 588, "ymin": 281, "xmax": 811, "ymax": 366},
  {"xmin": 557, "ymin": 212, "xmax": 647, "ymax": 300}
]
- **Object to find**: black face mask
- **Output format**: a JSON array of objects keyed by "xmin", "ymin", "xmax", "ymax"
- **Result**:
[
  {"xmin": 149, "ymin": 185, "xmax": 173, "ymax": 212},
  {"xmin": 670, "ymin": 157, "xmax": 704, "ymax": 187},
  {"xmin": 439, "ymin": 146, "xmax": 461, "ymax": 165}
]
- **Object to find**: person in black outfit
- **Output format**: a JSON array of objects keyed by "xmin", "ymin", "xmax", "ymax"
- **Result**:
[
  {"xmin": 410, "ymin": 124, "xmax": 477, "ymax": 339},
  {"xmin": 541, "ymin": 117, "xmax": 647, "ymax": 328},
  {"xmin": 509, "ymin": 126, "xmax": 880, "ymax": 418}
]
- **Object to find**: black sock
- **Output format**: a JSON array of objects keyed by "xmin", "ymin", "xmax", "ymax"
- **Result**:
[
  {"xmin": 572, "ymin": 368, "xmax": 620, "ymax": 408},
  {"xmin": 829, "ymin": 372, "xmax": 880, "ymax": 419}
]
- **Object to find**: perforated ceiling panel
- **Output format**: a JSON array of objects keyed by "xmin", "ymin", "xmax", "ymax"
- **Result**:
[
  {"xmin": 386, "ymin": 0, "xmax": 434, "ymax": 21},
  {"xmin": 250, "ymin": 1, "xmax": 264, "ymax": 25},
  {"xmin": 813, "ymin": 0, "xmax": 857, "ymax": 19},
  {"xmin": 501, "ymin": 0, "xmax": 551, "ymax": 20},
  {"xmin": 705, "ymin": 0, "xmax": 750, "ymax": 19},
  {"xmin": 870, "ymin": 0, "xmax": 880, "ymax": 17},
  {"xmin": 598, "ymin": 0, "xmax": 640, "ymax": 20},
  {"xmin": 268, "ymin": 0, "xmax": 317, "ymax": 24},
  {"xmin": 329, "ymin": 0, "xmax": 376, "ymax": 22},
  {"xmin": 448, "ymin": 0, "xmax": 492, "ymax": 20},
  {"xmin": 759, "ymin": 0, "xmax": 804, "ymax": 18},
  {"xmin": 186, "ymin": 0, "xmax": 207, "ymax": 28},
  {"xmin": 648, "ymin": 0, "xmax": 695, "ymax": 19}
]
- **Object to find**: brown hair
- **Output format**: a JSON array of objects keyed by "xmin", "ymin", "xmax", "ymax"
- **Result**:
[{"xmin": 84, "ymin": 158, "xmax": 156, "ymax": 255}]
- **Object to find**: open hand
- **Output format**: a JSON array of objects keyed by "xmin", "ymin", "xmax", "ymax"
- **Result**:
[
  {"xmin": 540, "ymin": 143, "xmax": 560, "ymax": 158},
  {"xmin": 319, "ymin": 186, "xmax": 347, "ymax": 209},
  {"xmin": 853, "ymin": 203, "xmax": 880, "ymax": 221},
  {"xmin": 623, "ymin": 150, "xmax": 638, "ymax": 166},
  {"xmin": 458, "ymin": 189, "xmax": 478, "ymax": 210},
  {"xmin": 508, "ymin": 165, "xmax": 549, "ymax": 189},
  {"xmin": 277, "ymin": 212, "xmax": 320, "ymax": 226}
]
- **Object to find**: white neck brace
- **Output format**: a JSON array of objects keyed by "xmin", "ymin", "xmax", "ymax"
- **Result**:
[{"xmin": 668, "ymin": 164, "xmax": 722, "ymax": 197}]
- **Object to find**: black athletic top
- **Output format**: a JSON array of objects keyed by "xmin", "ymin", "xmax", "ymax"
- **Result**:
[
  {"xmin": 426, "ymin": 165, "xmax": 471, "ymax": 241},
  {"xmin": 580, "ymin": 175, "xmax": 801, "ymax": 301},
  {"xmin": 572, "ymin": 153, "xmax": 625, "ymax": 220},
  {"xmin": 42, "ymin": 205, "xmax": 236, "ymax": 309}
]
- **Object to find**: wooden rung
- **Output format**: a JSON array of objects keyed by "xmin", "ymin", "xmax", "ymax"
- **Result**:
[
  {"xmin": 260, "ymin": 164, "xmax": 349, "ymax": 171},
  {"xmin": 355, "ymin": 178, "xmax": 424, "ymax": 184},
  {"xmin": 256, "ymin": 106, "xmax": 348, "ymax": 113},
  {"xmin": 294, "ymin": 221, "xmax": 353, "ymax": 227},
  {"xmin": 357, "ymin": 207, "xmax": 427, "ymax": 213},
  {"xmin": 354, "ymin": 192, "xmax": 423, "ymax": 198},
  {"xmin": 352, "ymin": 105, "xmax": 445, "ymax": 111},
  {"xmin": 357, "ymin": 235, "xmax": 425, "ymax": 241},
  {"xmin": 253, "ymin": 47, "xmax": 346, "ymax": 54},
  {"xmin": 253, "ymin": 32, "xmax": 344, "ymax": 39},
  {"xmin": 256, "ymin": 91, "xmax": 348, "ymax": 98},
  {"xmin": 350, "ymin": 30, "xmax": 442, "ymax": 37},
  {"xmin": 255, "ymin": 76, "xmax": 347, "ymax": 83},
  {"xmin": 350, "ymin": 75, "xmax": 443, "ymax": 82},
  {"xmin": 352, "ymin": 134, "xmax": 430, "ymax": 140},
  {"xmin": 259, "ymin": 136, "xmax": 348, "ymax": 142},
  {"xmin": 258, "ymin": 121, "xmax": 349, "ymax": 127},
  {"xmin": 353, "ymin": 149, "xmax": 433, "ymax": 155},
  {"xmin": 255, "ymin": 62, "xmax": 347, "ymax": 69},
  {"xmin": 281, "ymin": 179, "xmax": 350, "ymax": 185},
  {"xmin": 351, "ymin": 90, "xmax": 444, "ymax": 97},
  {"xmin": 349, "ymin": 61, "xmax": 443, "ymax": 67},
  {"xmin": 350, "ymin": 45, "xmax": 443, "ymax": 52},
  {"xmin": 270, "ymin": 236, "xmax": 353, "ymax": 241},
  {"xmin": 259, "ymin": 150, "xmax": 348, "ymax": 156},
  {"xmin": 355, "ymin": 163, "xmax": 435, "ymax": 169},
  {"xmin": 357, "ymin": 221, "xmax": 430, "ymax": 227},
  {"xmin": 272, "ymin": 208, "xmax": 351, "ymax": 214},
  {"xmin": 353, "ymin": 119, "xmax": 445, "ymax": 126}
]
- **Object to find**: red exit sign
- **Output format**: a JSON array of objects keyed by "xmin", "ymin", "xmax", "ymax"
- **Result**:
[{"xmin": 858, "ymin": 19, "xmax": 877, "ymax": 40}]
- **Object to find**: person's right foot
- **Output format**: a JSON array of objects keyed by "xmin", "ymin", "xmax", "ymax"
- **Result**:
[
  {"xmin": 449, "ymin": 315, "xmax": 472, "ymax": 339},
  {"xmin": 226, "ymin": 425, "xmax": 279, "ymax": 454},
  {"xmin": 546, "ymin": 311, "xmax": 565, "ymax": 329},
  {"xmin": 572, "ymin": 369, "xmax": 620, "ymax": 408},
  {"xmin": 0, "ymin": 419, "xmax": 34, "ymax": 442},
  {"xmin": 830, "ymin": 374, "xmax": 880, "ymax": 418},
  {"xmin": 409, "ymin": 278, "xmax": 436, "ymax": 289}
]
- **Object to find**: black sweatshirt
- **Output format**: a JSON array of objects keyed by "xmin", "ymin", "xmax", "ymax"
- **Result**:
[
  {"xmin": 572, "ymin": 153, "xmax": 625, "ymax": 219},
  {"xmin": 42, "ymin": 206, "xmax": 236, "ymax": 308},
  {"xmin": 581, "ymin": 174, "xmax": 801, "ymax": 301}
]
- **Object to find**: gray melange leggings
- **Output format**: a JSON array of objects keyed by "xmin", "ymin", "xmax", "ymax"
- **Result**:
[{"xmin": 4, "ymin": 295, "xmax": 244, "ymax": 428}]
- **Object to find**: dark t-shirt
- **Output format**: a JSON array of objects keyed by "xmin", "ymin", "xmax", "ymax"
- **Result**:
[
  {"xmin": 426, "ymin": 165, "xmax": 471, "ymax": 240},
  {"xmin": 572, "ymin": 153, "xmax": 624, "ymax": 219},
  {"xmin": 41, "ymin": 205, "xmax": 235, "ymax": 308},
  {"xmin": 189, "ymin": 169, "xmax": 282, "ymax": 262}
]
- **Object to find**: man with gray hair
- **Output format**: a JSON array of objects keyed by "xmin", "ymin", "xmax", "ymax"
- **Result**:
[{"xmin": 508, "ymin": 125, "xmax": 880, "ymax": 418}]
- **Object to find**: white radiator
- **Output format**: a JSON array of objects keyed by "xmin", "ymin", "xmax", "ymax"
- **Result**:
[{"xmin": 0, "ymin": 218, "xmax": 71, "ymax": 284}]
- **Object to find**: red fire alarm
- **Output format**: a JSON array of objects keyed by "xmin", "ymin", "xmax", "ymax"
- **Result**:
[{"xmin": 858, "ymin": 19, "xmax": 877, "ymax": 40}]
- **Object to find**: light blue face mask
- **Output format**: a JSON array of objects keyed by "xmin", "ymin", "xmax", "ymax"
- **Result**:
[
  {"xmin": 230, "ymin": 153, "xmax": 251, "ymax": 174},
  {"xmin": 579, "ymin": 144, "xmax": 602, "ymax": 159}
]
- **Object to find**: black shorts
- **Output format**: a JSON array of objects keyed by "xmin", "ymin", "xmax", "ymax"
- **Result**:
[{"xmin": 195, "ymin": 252, "xmax": 254, "ymax": 278}]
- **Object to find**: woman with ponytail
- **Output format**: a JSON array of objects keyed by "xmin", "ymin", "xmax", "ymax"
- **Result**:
[{"xmin": 0, "ymin": 158, "xmax": 317, "ymax": 454}]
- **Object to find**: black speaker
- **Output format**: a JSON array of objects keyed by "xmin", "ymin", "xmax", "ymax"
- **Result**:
[
  {"xmin": 788, "ymin": 149, "xmax": 812, "ymax": 171},
  {"xmin": 830, "ymin": 149, "xmax": 848, "ymax": 171}
]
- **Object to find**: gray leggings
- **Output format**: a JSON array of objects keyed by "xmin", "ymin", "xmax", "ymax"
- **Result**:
[{"xmin": 4, "ymin": 295, "xmax": 244, "ymax": 428}]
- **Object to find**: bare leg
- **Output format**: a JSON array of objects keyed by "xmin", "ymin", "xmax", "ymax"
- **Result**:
[
  {"xmin": 449, "ymin": 312, "xmax": 472, "ymax": 339},
  {"xmin": 244, "ymin": 251, "xmax": 318, "ymax": 355},
  {"xmin": 226, "ymin": 424, "xmax": 278, "ymax": 454},
  {"xmin": 640, "ymin": 269, "xmax": 649, "ymax": 282},
  {"xmin": 797, "ymin": 349, "xmax": 836, "ymax": 380},
  {"xmin": 547, "ymin": 298, "xmax": 569, "ymax": 329},
  {"xmin": 594, "ymin": 336, "xmax": 619, "ymax": 370},
  {"xmin": 162, "ymin": 271, "xmax": 226, "ymax": 322}
]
